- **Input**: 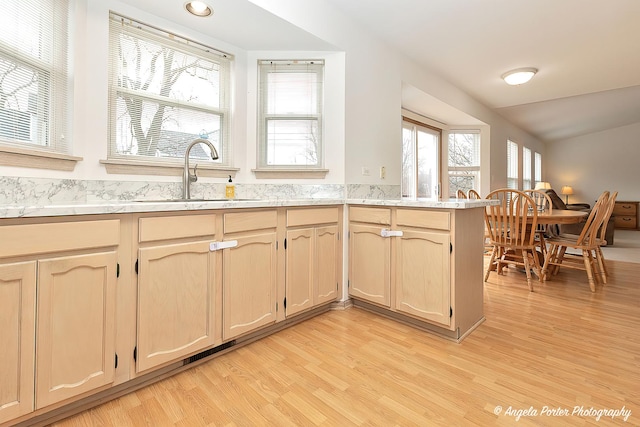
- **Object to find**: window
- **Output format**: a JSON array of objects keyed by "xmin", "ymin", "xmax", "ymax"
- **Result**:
[
  {"xmin": 257, "ymin": 60, "xmax": 324, "ymax": 169},
  {"xmin": 534, "ymin": 152, "xmax": 542, "ymax": 187},
  {"xmin": 108, "ymin": 13, "xmax": 232, "ymax": 169},
  {"xmin": 522, "ymin": 147, "xmax": 532, "ymax": 190},
  {"xmin": 402, "ymin": 118, "xmax": 441, "ymax": 199},
  {"xmin": 507, "ymin": 139, "xmax": 518, "ymax": 189},
  {"xmin": 0, "ymin": 0, "xmax": 70, "ymax": 154},
  {"xmin": 448, "ymin": 131, "xmax": 480, "ymax": 197}
]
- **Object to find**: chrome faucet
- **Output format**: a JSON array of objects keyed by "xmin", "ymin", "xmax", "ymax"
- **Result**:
[{"xmin": 183, "ymin": 138, "xmax": 219, "ymax": 199}]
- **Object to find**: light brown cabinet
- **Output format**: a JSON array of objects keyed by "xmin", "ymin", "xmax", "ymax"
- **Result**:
[
  {"xmin": 36, "ymin": 251, "xmax": 117, "ymax": 408},
  {"xmin": 285, "ymin": 207, "xmax": 340, "ymax": 317},
  {"xmin": 348, "ymin": 207, "xmax": 392, "ymax": 307},
  {"xmin": 613, "ymin": 201, "xmax": 638, "ymax": 229},
  {"xmin": 348, "ymin": 205, "xmax": 484, "ymax": 341},
  {"xmin": 222, "ymin": 210, "xmax": 278, "ymax": 340},
  {"xmin": 136, "ymin": 214, "xmax": 218, "ymax": 373},
  {"xmin": 0, "ymin": 261, "xmax": 36, "ymax": 424},
  {"xmin": 0, "ymin": 218, "xmax": 120, "ymax": 422}
]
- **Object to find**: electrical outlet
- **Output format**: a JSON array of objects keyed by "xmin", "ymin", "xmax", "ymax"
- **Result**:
[
  {"xmin": 361, "ymin": 167, "xmax": 370, "ymax": 176},
  {"xmin": 380, "ymin": 166, "xmax": 386, "ymax": 179}
]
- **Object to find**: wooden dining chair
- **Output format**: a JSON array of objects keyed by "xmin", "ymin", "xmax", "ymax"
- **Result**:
[
  {"xmin": 484, "ymin": 189, "xmax": 541, "ymax": 291},
  {"xmin": 541, "ymin": 191, "xmax": 610, "ymax": 292},
  {"xmin": 594, "ymin": 191, "xmax": 618, "ymax": 280},
  {"xmin": 467, "ymin": 189, "xmax": 481, "ymax": 199},
  {"xmin": 522, "ymin": 189, "xmax": 553, "ymax": 256},
  {"xmin": 456, "ymin": 189, "xmax": 467, "ymax": 199}
]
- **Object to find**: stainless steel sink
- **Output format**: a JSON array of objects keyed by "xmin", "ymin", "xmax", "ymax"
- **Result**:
[{"xmin": 132, "ymin": 198, "xmax": 260, "ymax": 203}]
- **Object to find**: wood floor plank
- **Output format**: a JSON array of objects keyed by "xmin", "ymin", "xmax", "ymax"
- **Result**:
[{"xmin": 49, "ymin": 258, "xmax": 640, "ymax": 426}]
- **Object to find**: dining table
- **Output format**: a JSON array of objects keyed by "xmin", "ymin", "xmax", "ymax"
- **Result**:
[
  {"xmin": 486, "ymin": 208, "xmax": 589, "ymax": 278},
  {"xmin": 533, "ymin": 208, "xmax": 588, "ymax": 225}
]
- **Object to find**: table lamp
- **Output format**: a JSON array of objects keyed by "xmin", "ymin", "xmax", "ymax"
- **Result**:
[{"xmin": 561, "ymin": 185, "xmax": 574, "ymax": 204}]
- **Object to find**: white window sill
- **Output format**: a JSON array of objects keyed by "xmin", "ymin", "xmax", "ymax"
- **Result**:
[
  {"xmin": 252, "ymin": 168, "xmax": 329, "ymax": 179},
  {"xmin": 0, "ymin": 146, "xmax": 82, "ymax": 171},
  {"xmin": 100, "ymin": 159, "xmax": 239, "ymax": 178}
]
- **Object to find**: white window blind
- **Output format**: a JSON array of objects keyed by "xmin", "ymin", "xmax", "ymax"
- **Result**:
[
  {"xmin": 507, "ymin": 139, "xmax": 519, "ymax": 189},
  {"xmin": 0, "ymin": 0, "xmax": 70, "ymax": 152},
  {"xmin": 257, "ymin": 60, "xmax": 324, "ymax": 168},
  {"xmin": 523, "ymin": 146, "xmax": 532, "ymax": 190},
  {"xmin": 534, "ymin": 152, "xmax": 542, "ymax": 186},
  {"xmin": 108, "ymin": 13, "xmax": 232, "ymax": 165}
]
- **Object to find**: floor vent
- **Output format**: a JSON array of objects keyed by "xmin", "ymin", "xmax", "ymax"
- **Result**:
[{"xmin": 185, "ymin": 340, "xmax": 236, "ymax": 365}]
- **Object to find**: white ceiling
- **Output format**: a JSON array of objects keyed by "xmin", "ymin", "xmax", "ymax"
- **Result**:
[
  {"xmin": 122, "ymin": 0, "xmax": 640, "ymax": 142},
  {"xmin": 321, "ymin": 0, "xmax": 640, "ymax": 142}
]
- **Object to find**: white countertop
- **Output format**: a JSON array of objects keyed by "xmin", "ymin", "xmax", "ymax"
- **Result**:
[{"xmin": 0, "ymin": 197, "xmax": 493, "ymax": 219}]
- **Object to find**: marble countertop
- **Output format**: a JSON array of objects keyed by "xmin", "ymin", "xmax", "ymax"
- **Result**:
[{"xmin": 0, "ymin": 197, "xmax": 493, "ymax": 219}]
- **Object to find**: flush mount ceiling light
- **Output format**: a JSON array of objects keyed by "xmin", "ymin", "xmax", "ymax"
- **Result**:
[
  {"xmin": 185, "ymin": 1, "xmax": 213, "ymax": 17},
  {"xmin": 501, "ymin": 67, "xmax": 538, "ymax": 85}
]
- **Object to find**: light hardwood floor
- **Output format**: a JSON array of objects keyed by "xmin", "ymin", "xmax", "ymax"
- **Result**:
[{"xmin": 52, "ymin": 259, "xmax": 640, "ymax": 426}]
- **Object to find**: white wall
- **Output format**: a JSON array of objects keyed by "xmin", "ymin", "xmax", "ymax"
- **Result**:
[
  {"xmin": 248, "ymin": 0, "xmax": 546, "ymax": 194},
  {"xmin": 3, "ymin": 0, "xmax": 547, "ymax": 195},
  {"xmin": 546, "ymin": 122, "xmax": 640, "ymax": 204}
]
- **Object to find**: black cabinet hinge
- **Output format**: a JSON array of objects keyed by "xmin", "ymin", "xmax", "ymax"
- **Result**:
[
  {"xmin": 116, "ymin": 263, "xmax": 120, "ymax": 278},
  {"xmin": 135, "ymin": 259, "xmax": 139, "ymax": 274},
  {"xmin": 450, "ymin": 243, "xmax": 453, "ymax": 254},
  {"xmin": 284, "ymin": 238, "xmax": 287, "ymax": 250},
  {"xmin": 115, "ymin": 353, "xmax": 118, "ymax": 369},
  {"xmin": 450, "ymin": 307, "xmax": 453, "ymax": 318},
  {"xmin": 133, "ymin": 346, "xmax": 137, "ymax": 362},
  {"xmin": 283, "ymin": 297, "xmax": 287, "ymax": 309}
]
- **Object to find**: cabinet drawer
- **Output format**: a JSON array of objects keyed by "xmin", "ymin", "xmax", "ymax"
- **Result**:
[
  {"xmin": 0, "ymin": 220, "xmax": 120, "ymax": 258},
  {"xmin": 139, "ymin": 214, "xmax": 216, "ymax": 243},
  {"xmin": 287, "ymin": 206, "xmax": 339, "ymax": 227},
  {"xmin": 396, "ymin": 209, "xmax": 450, "ymax": 231},
  {"xmin": 224, "ymin": 210, "xmax": 277, "ymax": 234},
  {"xmin": 349, "ymin": 206, "xmax": 391, "ymax": 225},
  {"xmin": 613, "ymin": 202, "xmax": 638, "ymax": 216},
  {"xmin": 614, "ymin": 215, "xmax": 637, "ymax": 229}
]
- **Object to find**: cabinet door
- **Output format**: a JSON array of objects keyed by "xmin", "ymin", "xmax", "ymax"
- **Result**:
[
  {"xmin": 285, "ymin": 228, "xmax": 314, "ymax": 317},
  {"xmin": 315, "ymin": 225, "xmax": 339, "ymax": 305},
  {"xmin": 0, "ymin": 261, "xmax": 36, "ymax": 423},
  {"xmin": 36, "ymin": 252, "xmax": 117, "ymax": 409},
  {"xmin": 395, "ymin": 229, "xmax": 451, "ymax": 326},
  {"xmin": 223, "ymin": 232, "xmax": 277, "ymax": 340},
  {"xmin": 349, "ymin": 224, "xmax": 390, "ymax": 307},
  {"xmin": 137, "ymin": 241, "xmax": 216, "ymax": 373}
]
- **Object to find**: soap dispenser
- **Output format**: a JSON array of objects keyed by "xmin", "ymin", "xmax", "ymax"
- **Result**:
[{"xmin": 225, "ymin": 175, "xmax": 235, "ymax": 199}]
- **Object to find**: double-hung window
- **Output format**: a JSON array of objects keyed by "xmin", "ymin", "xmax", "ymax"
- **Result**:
[
  {"xmin": 0, "ymin": 0, "xmax": 71, "ymax": 165},
  {"xmin": 507, "ymin": 139, "xmax": 519, "ymax": 189},
  {"xmin": 534, "ymin": 152, "xmax": 542, "ymax": 187},
  {"xmin": 257, "ymin": 60, "xmax": 324, "ymax": 170},
  {"xmin": 448, "ymin": 130, "xmax": 480, "ymax": 197},
  {"xmin": 108, "ymin": 13, "xmax": 232, "ymax": 171},
  {"xmin": 402, "ymin": 118, "xmax": 441, "ymax": 199},
  {"xmin": 522, "ymin": 147, "xmax": 532, "ymax": 190}
]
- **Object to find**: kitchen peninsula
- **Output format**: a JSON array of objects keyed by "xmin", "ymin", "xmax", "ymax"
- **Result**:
[{"xmin": 0, "ymin": 197, "xmax": 491, "ymax": 427}]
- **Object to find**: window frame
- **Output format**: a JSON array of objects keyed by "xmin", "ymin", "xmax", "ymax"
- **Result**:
[
  {"xmin": 507, "ymin": 139, "xmax": 519, "ymax": 189},
  {"xmin": 104, "ymin": 13, "xmax": 236, "ymax": 177},
  {"xmin": 447, "ymin": 130, "xmax": 481, "ymax": 197},
  {"xmin": 522, "ymin": 146, "xmax": 532, "ymax": 190},
  {"xmin": 0, "ymin": 0, "xmax": 80, "ymax": 171},
  {"xmin": 402, "ymin": 116, "xmax": 442, "ymax": 200},
  {"xmin": 254, "ymin": 59, "xmax": 326, "ymax": 177}
]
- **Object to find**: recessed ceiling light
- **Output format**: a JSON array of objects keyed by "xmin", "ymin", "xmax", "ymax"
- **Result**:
[
  {"xmin": 501, "ymin": 67, "xmax": 538, "ymax": 85},
  {"xmin": 185, "ymin": 1, "xmax": 213, "ymax": 17}
]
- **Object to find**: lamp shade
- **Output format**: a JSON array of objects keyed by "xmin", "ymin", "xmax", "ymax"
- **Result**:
[
  {"xmin": 534, "ymin": 182, "xmax": 551, "ymax": 190},
  {"xmin": 561, "ymin": 186, "xmax": 574, "ymax": 195}
]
